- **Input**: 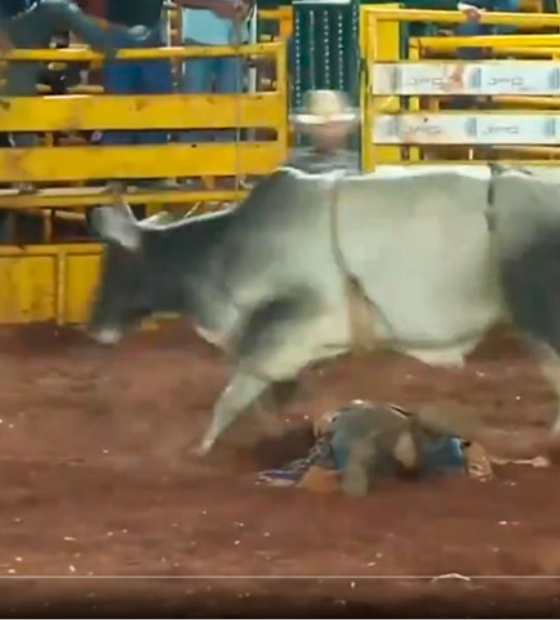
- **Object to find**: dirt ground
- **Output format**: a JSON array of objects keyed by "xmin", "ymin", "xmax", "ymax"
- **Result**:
[{"xmin": 1, "ymin": 323, "xmax": 560, "ymax": 617}]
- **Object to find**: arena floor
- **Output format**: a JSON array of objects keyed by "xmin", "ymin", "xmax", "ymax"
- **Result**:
[{"xmin": 1, "ymin": 323, "xmax": 560, "ymax": 617}]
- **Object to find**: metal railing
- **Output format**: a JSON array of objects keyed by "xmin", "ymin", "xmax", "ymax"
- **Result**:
[
  {"xmin": 0, "ymin": 38, "xmax": 288, "ymax": 325},
  {"xmin": 361, "ymin": 6, "xmax": 560, "ymax": 170}
]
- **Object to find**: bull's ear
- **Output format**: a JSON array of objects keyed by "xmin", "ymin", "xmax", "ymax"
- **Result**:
[{"xmin": 91, "ymin": 205, "xmax": 141, "ymax": 251}]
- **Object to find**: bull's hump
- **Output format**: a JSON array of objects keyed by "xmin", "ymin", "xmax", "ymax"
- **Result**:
[{"xmin": 371, "ymin": 164, "xmax": 491, "ymax": 183}]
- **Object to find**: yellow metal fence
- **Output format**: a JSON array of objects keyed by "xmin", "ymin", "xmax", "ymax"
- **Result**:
[
  {"xmin": 0, "ymin": 39, "xmax": 288, "ymax": 325},
  {"xmin": 361, "ymin": 6, "xmax": 560, "ymax": 170},
  {"xmin": 6, "ymin": 6, "xmax": 560, "ymax": 326}
]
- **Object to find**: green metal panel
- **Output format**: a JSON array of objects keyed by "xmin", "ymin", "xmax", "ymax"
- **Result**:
[
  {"xmin": 292, "ymin": 0, "xmax": 360, "ymax": 149},
  {"xmin": 292, "ymin": 0, "xmax": 360, "ymax": 104}
]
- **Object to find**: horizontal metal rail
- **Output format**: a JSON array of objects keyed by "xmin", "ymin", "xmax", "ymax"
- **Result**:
[
  {"xmin": 417, "ymin": 35, "xmax": 560, "ymax": 50},
  {"xmin": 0, "ymin": 93, "xmax": 283, "ymax": 132},
  {"xmin": 362, "ymin": 7, "xmax": 560, "ymax": 26},
  {"xmin": 493, "ymin": 95, "xmax": 560, "ymax": 107},
  {"xmin": 0, "ymin": 143, "xmax": 283, "ymax": 183},
  {"xmin": 0, "ymin": 42, "xmax": 281, "ymax": 62},
  {"xmin": 0, "ymin": 188, "xmax": 247, "ymax": 209}
]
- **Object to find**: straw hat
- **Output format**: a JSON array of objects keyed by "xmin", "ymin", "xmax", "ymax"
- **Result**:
[{"xmin": 291, "ymin": 90, "xmax": 358, "ymax": 130}]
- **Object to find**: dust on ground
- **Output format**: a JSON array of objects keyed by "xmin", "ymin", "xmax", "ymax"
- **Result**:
[{"xmin": 0, "ymin": 323, "xmax": 559, "ymax": 617}]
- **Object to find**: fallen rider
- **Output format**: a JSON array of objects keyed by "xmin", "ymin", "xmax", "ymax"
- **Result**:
[{"xmin": 256, "ymin": 400, "xmax": 494, "ymax": 496}]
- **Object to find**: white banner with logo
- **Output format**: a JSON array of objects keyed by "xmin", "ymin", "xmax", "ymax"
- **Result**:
[
  {"xmin": 373, "ymin": 114, "xmax": 559, "ymax": 144},
  {"xmin": 372, "ymin": 62, "xmax": 560, "ymax": 96}
]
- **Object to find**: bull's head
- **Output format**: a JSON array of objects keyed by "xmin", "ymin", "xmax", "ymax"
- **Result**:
[{"xmin": 87, "ymin": 203, "xmax": 152, "ymax": 345}]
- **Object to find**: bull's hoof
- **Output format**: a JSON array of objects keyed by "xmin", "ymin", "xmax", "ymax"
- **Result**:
[{"xmin": 191, "ymin": 440, "xmax": 214, "ymax": 458}]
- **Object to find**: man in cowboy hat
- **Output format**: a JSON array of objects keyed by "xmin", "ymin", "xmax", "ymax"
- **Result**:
[{"xmin": 288, "ymin": 89, "xmax": 360, "ymax": 174}]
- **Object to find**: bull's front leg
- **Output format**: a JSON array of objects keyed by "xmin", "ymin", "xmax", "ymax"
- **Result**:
[
  {"xmin": 196, "ymin": 371, "xmax": 270, "ymax": 456},
  {"xmin": 196, "ymin": 292, "xmax": 327, "ymax": 455}
]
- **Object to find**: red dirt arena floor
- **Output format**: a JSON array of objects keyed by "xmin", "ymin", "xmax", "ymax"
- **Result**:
[{"xmin": 2, "ymin": 322, "xmax": 560, "ymax": 617}]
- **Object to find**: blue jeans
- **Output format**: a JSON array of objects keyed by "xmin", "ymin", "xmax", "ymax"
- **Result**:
[
  {"xmin": 102, "ymin": 31, "xmax": 173, "ymax": 145},
  {"xmin": 179, "ymin": 44, "xmax": 243, "ymax": 143},
  {"xmin": 457, "ymin": 0, "xmax": 520, "ymax": 59}
]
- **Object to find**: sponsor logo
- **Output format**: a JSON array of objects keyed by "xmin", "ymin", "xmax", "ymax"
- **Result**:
[
  {"xmin": 480, "ymin": 124, "xmax": 520, "ymax": 136},
  {"xmin": 485, "ymin": 76, "xmax": 525, "ymax": 88},
  {"xmin": 404, "ymin": 124, "xmax": 443, "ymax": 135},
  {"xmin": 405, "ymin": 76, "xmax": 453, "ymax": 89}
]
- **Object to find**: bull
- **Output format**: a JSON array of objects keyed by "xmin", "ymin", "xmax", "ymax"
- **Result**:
[{"xmin": 87, "ymin": 165, "xmax": 560, "ymax": 455}]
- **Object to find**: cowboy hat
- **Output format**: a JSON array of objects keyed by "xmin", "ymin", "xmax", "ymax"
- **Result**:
[{"xmin": 291, "ymin": 90, "xmax": 358, "ymax": 128}]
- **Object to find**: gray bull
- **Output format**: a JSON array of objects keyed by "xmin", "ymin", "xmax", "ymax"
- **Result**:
[{"xmin": 87, "ymin": 165, "xmax": 560, "ymax": 455}]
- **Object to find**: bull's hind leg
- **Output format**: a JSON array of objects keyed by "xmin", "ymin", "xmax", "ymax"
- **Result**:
[
  {"xmin": 532, "ymin": 342, "xmax": 560, "ymax": 437},
  {"xmin": 497, "ymin": 239, "xmax": 560, "ymax": 452}
]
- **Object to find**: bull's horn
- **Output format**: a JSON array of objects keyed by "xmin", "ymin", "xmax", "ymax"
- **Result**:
[
  {"xmin": 91, "ymin": 205, "xmax": 141, "ymax": 251},
  {"xmin": 114, "ymin": 200, "xmax": 136, "ymax": 221}
]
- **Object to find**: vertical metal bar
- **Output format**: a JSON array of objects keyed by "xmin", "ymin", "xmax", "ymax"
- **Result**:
[
  {"xmin": 276, "ymin": 37, "xmax": 289, "ymax": 158},
  {"xmin": 408, "ymin": 41, "xmax": 421, "ymax": 163},
  {"xmin": 350, "ymin": 0, "xmax": 360, "ymax": 105},
  {"xmin": 323, "ymin": 9, "xmax": 331, "ymax": 89},
  {"xmin": 308, "ymin": 9, "xmax": 316, "ymax": 91},
  {"xmin": 360, "ymin": 6, "xmax": 370, "ymax": 172},
  {"xmin": 336, "ymin": 10, "xmax": 344, "ymax": 92},
  {"xmin": 56, "ymin": 249, "xmax": 66, "ymax": 326},
  {"xmin": 294, "ymin": 8, "xmax": 302, "ymax": 111},
  {"xmin": 367, "ymin": 16, "xmax": 378, "ymax": 171},
  {"xmin": 333, "ymin": 9, "xmax": 346, "ymax": 91},
  {"xmin": 247, "ymin": 9, "xmax": 258, "ymax": 143}
]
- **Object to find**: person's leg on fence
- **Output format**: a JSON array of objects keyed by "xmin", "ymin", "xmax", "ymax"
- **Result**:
[
  {"xmin": 212, "ymin": 55, "xmax": 245, "ymax": 189},
  {"xmin": 101, "ymin": 30, "xmax": 138, "ymax": 146},
  {"xmin": 99, "ymin": 37, "xmax": 137, "ymax": 200},
  {"xmin": 179, "ymin": 52, "xmax": 216, "ymax": 143},
  {"xmin": 176, "ymin": 53, "xmax": 215, "ymax": 188},
  {"xmin": 213, "ymin": 55, "xmax": 243, "ymax": 143},
  {"xmin": 8, "ymin": 0, "xmax": 148, "ymax": 66},
  {"xmin": 456, "ymin": 20, "xmax": 486, "ymax": 60},
  {"xmin": 36, "ymin": 0, "xmax": 115, "ymax": 54},
  {"xmin": 137, "ymin": 33, "xmax": 173, "ymax": 145},
  {"xmin": 133, "ymin": 33, "xmax": 179, "ymax": 189}
]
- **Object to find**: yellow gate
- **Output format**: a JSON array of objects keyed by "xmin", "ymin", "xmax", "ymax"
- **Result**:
[
  {"xmin": 0, "ymin": 36, "xmax": 288, "ymax": 325},
  {"xmin": 361, "ymin": 6, "xmax": 560, "ymax": 170}
]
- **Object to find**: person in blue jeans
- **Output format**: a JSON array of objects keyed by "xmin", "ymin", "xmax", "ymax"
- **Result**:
[
  {"xmin": 456, "ymin": 0, "xmax": 520, "ymax": 59},
  {"xmin": 177, "ymin": 0, "xmax": 252, "ymax": 144},
  {"xmin": 102, "ymin": 0, "xmax": 178, "ymax": 190},
  {"xmin": 0, "ymin": 0, "xmax": 154, "ymax": 241},
  {"xmin": 0, "ymin": 0, "xmax": 150, "ymax": 170}
]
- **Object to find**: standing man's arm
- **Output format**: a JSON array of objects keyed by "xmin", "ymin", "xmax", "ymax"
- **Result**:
[{"xmin": 174, "ymin": 0, "xmax": 249, "ymax": 20}]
